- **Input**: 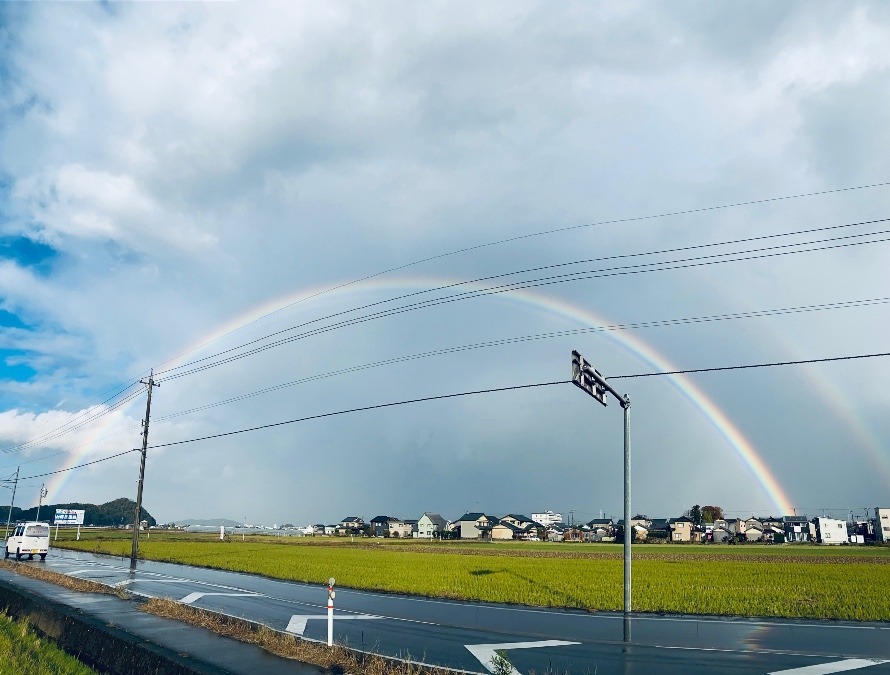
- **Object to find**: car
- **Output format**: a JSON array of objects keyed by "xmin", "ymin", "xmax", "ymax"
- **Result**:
[{"xmin": 4, "ymin": 521, "xmax": 50, "ymax": 561}]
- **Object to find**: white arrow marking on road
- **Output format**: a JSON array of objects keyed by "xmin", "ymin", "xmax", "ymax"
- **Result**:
[
  {"xmin": 179, "ymin": 592, "xmax": 259, "ymax": 604},
  {"xmin": 770, "ymin": 659, "xmax": 890, "ymax": 675},
  {"xmin": 465, "ymin": 640, "xmax": 580, "ymax": 675},
  {"xmin": 285, "ymin": 614, "xmax": 382, "ymax": 637}
]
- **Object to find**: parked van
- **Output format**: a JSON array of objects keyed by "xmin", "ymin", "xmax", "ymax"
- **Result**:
[{"xmin": 4, "ymin": 522, "xmax": 50, "ymax": 560}]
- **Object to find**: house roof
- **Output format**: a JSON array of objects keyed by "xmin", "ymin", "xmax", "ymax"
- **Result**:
[
  {"xmin": 420, "ymin": 513, "xmax": 447, "ymax": 527},
  {"xmin": 455, "ymin": 512, "xmax": 490, "ymax": 522},
  {"xmin": 341, "ymin": 516, "xmax": 363, "ymax": 523},
  {"xmin": 670, "ymin": 516, "xmax": 693, "ymax": 523},
  {"xmin": 370, "ymin": 515, "xmax": 400, "ymax": 524},
  {"xmin": 588, "ymin": 518, "xmax": 614, "ymax": 526}
]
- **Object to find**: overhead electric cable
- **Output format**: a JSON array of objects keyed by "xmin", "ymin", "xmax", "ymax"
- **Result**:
[
  {"xmin": 19, "ymin": 449, "xmax": 139, "ymax": 481},
  {"xmin": 157, "ymin": 230, "xmax": 890, "ymax": 382},
  {"xmin": 147, "ymin": 381, "xmax": 568, "ymax": 449},
  {"xmin": 153, "ymin": 297, "xmax": 889, "ymax": 421},
  {"xmin": 609, "ymin": 352, "xmax": 890, "ymax": 379},
  {"xmin": 155, "ymin": 217, "xmax": 889, "ymax": 378},
  {"xmin": 151, "ymin": 180, "xmax": 890, "ymax": 370},
  {"xmin": 147, "ymin": 350, "xmax": 889, "ymax": 451}
]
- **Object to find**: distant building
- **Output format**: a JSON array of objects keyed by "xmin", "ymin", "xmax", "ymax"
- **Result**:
[
  {"xmin": 532, "ymin": 511, "xmax": 563, "ymax": 528},
  {"xmin": 783, "ymin": 516, "xmax": 811, "ymax": 543},
  {"xmin": 876, "ymin": 508, "xmax": 890, "ymax": 543},
  {"xmin": 417, "ymin": 513, "xmax": 447, "ymax": 538},
  {"xmin": 813, "ymin": 517, "xmax": 847, "ymax": 545},
  {"xmin": 454, "ymin": 513, "xmax": 495, "ymax": 539}
]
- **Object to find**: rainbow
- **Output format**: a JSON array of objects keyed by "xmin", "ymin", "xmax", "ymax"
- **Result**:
[{"xmin": 46, "ymin": 277, "xmax": 796, "ymax": 515}]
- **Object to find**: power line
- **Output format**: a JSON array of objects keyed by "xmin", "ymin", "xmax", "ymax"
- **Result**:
[
  {"xmin": 157, "ymin": 229, "xmax": 890, "ymax": 382},
  {"xmin": 155, "ymin": 217, "xmax": 888, "ymax": 379},
  {"xmin": 150, "ymin": 180, "xmax": 890, "ymax": 371},
  {"xmin": 18, "ymin": 449, "xmax": 139, "ymax": 481},
  {"xmin": 153, "ymin": 297, "xmax": 889, "ymax": 422},
  {"xmin": 146, "ymin": 381, "xmax": 568, "ymax": 449},
  {"xmin": 150, "ymin": 349, "xmax": 889, "ymax": 451},
  {"xmin": 609, "ymin": 352, "xmax": 890, "ymax": 379},
  {"xmin": 17, "ymin": 350, "xmax": 890, "ymax": 480}
]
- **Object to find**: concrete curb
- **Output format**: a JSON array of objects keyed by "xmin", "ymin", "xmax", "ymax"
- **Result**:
[{"xmin": 0, "ymin": 572, "xmax": 324, "ymax": 674}]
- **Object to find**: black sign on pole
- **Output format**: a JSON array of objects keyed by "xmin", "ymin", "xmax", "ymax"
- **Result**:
[{"xmin": 571, "ymin": 350, "xmax": 608, "ymax": 406}]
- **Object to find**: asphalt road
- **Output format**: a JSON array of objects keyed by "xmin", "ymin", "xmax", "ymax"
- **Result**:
[{"xmin": 9, "ymin": 547, "xmax": 890, "ymax": 674}]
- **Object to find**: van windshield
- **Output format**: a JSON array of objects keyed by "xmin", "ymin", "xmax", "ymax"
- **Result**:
[{"xmin": 25, "ymin": 525, "xmax": 49, "ymax": 537}]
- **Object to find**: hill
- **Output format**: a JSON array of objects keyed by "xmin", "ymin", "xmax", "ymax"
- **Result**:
[
  {"xmin": 174, "ymin": 518, "xmax": 242, "ymax": 527},
  {"xmin": 1, "ymin": 498, "xmax": 156, "ymax": 528}
]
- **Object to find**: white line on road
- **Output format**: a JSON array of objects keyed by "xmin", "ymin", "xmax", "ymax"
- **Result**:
[
  {"xmin": 770, "ymin": 659, "xmax": 890, "ymax": 674},
  {"xmin": 465, "ymin": 640, "xmax": 580, "ymax": 675},
  {"xmin": 285, "ymin": 614, "xmax": 382, "ymax": 636},
  {"xmin": 179, "ymin": 592, "xmax": 259, "ymax": 605}
]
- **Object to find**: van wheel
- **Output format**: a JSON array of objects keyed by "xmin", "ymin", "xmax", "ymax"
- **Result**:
[
  {"xmin": 28, "ymin": 554, "xmax": 34, "ymax": 560},
  {"xmin": 3, "ymin": 548, "xmax": 7, "ymax": 559},
  {"xmin": 40, "ymin": 554, "xmax": 46, "ymax": 561},
  {"xmin": 15, "ymin": 549, "xmax": 21, "ymax": 560}
]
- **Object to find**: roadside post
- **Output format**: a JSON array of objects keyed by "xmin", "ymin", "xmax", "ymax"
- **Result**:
[
  {"xmin": 571, "ymin": 350, "xmax": 632, "ymax": 643},
  {"xmin": 327, "ymin": 577, "xmax": 336, "ymax": 646}
]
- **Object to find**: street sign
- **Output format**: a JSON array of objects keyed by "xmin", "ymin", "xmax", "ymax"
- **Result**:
[
  {"xmin": 571, "ymin": 350, "xmax": 608, "ymax": 406},
  {"xmin": 54, "ymin": 509, "xmax": 85, "ymax": 525}
]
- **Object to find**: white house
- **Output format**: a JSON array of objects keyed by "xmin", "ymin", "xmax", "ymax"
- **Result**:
[
  {"xmin": 813, "ymin": 517, "xmax": 847, "ymax": 544},
  {"xmin": 417, "ymin": 513, "xmax": 448, "ymax": 538},
  {"xmin": 531, "ymin": 511, "xmax": 562, "ymax": 528}
]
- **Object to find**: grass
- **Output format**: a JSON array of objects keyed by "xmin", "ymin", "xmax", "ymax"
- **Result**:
[
  {"xmin": 54, "ymin": 531, "xmax": 890, "ymax": 621},
  {"xmin": 142, "ymin": 598, "xmax": 459, "ymax": 674},
  {"xmin": 0, "ymin": 612, "xmax": 97, "ymax": 675}
]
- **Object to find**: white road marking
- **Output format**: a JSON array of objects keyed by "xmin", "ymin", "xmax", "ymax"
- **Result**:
[
  {"xmin": 465, "ymin": 640, "xmax": 580, "ymax": 675},
  {"xmin": 285, "ymin": 614, "xmax": 382, "ymax": 636},
  {"xmin": 179, "ymin": 592, "xmax": 259, "ymax": 605},
  {"xmin": 770, "ymin": 659, "xmax": 890, "ymax": 674},
  {"xmin": 63, "ymin": 570, "xmax": 95, "ymax": 576}
]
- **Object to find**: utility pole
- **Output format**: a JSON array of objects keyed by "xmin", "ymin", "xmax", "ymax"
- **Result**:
[
  {"xmin": 571, "ymin": 350, "xmax": 632, "ymax": 643},
  {"xmin": 35, "ymin": 484, "xmax": 48, "ymax": 522},
  {"xmin": 130, "ymin": 371, "xmax": 159, "ymax": 571},
  {"xmin": 4, "ymin": 467, "xmax": 19, "ymax": 537}
]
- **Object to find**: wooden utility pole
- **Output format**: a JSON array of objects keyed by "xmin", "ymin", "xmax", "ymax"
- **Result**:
[
  {"xmin": 4, "ymin": 466, "xmax": 19, "ymax": 537},
  {"xmin": 130, "ymin": 371, "xmax": 158, "ymax": 571}
]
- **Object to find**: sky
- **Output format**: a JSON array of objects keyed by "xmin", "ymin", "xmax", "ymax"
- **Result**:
[{"xmin": 0, "ymin": 1, "xmax": 887, "ymax": 527}]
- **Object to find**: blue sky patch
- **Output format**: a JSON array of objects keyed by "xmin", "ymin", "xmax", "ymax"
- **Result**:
[
  {"xmin": 0, "ymin": 348, "xmax": 36, "ymax": 382},
  {"xmin": 0, "ymin": 235, "xmax": 57, "ymax": 274},
  {"xmin": 0, "ymin": 309, "xmax": 28, "ymax": 329}
]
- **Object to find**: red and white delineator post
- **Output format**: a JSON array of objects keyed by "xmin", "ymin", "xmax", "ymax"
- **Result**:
[{"xmin": 327, "ymin": 577, "xmax": 336, "ymax": 646}]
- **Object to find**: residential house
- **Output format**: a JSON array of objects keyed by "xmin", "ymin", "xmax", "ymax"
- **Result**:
[
  {"xmin": 417, "ymin": 513, "xmax": 448, "ymax": 539},
  {"xmin": 563, "ymin": 527, "xmax": 584, "ymax": 542},
  {"xmin": 813, "ymin": 517, "xmax": 847, "ymax": 544},
  {"xmin": 338, "ymin": 516, "xmax": 364, "ymax": 536},
  {"xmin": 711, "ymin": 525, "xmax": 733, "ymax": 543},
  {"xmin": 491, "ymin": 522, "xmax": 519, "ymax": 540},
  {"xmin": 782, "ymin": 516, "xmax": 811, "ymax": 543},
  {"xmin": 370, "ymin": 515, "xmax": 401, "ymax": 538},
  {"xmin": 323, "ymin": 525, "xmax": 337, "ymax": 536},
  {"xmin": 389, "ymin": 519, "xmax": 412, "ymax": 538},
  {"xmin": 646, "ymin": 518, "xmax": 670, "ymax": 541},
  {"xmin": 669, "ymin": 516, "xmax": 693, "ymax": 543},
  {"xmin": 743, "ymin": 522, "xmax": 764, "ymax": 542},
  {"xmin": 454, "ymin": 513, "xmax": 495, "ymax": 540},
  {"xmin": 587, "ymin": 518, "xmax": 615, "ymax": 542}
]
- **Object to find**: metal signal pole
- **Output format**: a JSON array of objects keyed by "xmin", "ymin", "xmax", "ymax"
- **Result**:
[
  {"xmin": 571, "ymin": 350, "xmax": 632, "ymax": 643},
  {"xmin": 130, "ymin": 371, "xmax": 159, "ymax": 571}
]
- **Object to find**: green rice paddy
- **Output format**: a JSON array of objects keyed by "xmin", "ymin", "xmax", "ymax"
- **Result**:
[{"xmin": 55, "ymin": 532, "xmax": 890, "ymax": 621}]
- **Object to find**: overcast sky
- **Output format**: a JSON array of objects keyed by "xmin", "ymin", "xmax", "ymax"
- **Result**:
[{"xmin": 1, "ymin": 1, "xmax": 887, "ymax": 526}]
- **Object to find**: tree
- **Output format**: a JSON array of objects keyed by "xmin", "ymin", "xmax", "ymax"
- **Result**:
[
  {"xmin": 701, "ymin": 505, "xmax": 724, "ymax": 523},
  {"xmin": 685, "ymin": 505, "xmax": 703, "ymax": 526}
]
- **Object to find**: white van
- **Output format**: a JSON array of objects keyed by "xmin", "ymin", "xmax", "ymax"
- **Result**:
[{"xmin": 4, "ymin": 522, "xmax": 50, "ymax": 560}]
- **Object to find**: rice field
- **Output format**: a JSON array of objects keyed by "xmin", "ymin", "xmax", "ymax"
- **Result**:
[{"xmin": 55, "ymin": 532, "xmax": 890, "ymax": 621}]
